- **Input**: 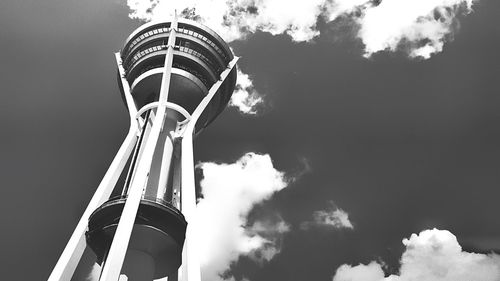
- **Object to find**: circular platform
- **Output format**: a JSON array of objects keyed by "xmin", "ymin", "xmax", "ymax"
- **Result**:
[
  {"xmin": 86, "ymin": 196, "xmax": 187, "ymax": 278},
  {"xmin": 117, "ymin": 18, "xmax": 237, "ymax": 130}
]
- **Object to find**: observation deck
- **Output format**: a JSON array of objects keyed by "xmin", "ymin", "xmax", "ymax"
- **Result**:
[
  {"xmin": 86, "ymin": 195, "xmax": 187, "ymax": 278},
  {"xmin": 118, "ymin": 18, "xmax": 237, "ymax": 130}
]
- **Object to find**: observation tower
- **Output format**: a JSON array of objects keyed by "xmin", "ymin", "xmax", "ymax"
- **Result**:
[{"xmin": 49, "ymin": 15, "xmax": 238, "ymax": 281}]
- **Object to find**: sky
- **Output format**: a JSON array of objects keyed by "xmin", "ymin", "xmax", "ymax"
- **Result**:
[{"xmin": 1, "ymin": 0, "xmax": 500, "ymax": 280}]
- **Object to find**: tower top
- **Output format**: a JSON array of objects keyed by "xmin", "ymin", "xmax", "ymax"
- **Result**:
[{"xmin": 118, "ymin": 18, "xmax": 237, "ymax": 131}]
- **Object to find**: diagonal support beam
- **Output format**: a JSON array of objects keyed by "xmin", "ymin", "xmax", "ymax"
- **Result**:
[
  {"xmin": 47, "ymin": 54, "xmax": 139, "ymax": 281},
  {"xmin": 179, "ymin": 56, "xmax": 239, "ymax": 281}
]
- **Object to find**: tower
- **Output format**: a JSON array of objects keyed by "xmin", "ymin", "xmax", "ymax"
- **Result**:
[{"xmin": 49, "ymin": 16, "xmax": 238, "ymax": 281}]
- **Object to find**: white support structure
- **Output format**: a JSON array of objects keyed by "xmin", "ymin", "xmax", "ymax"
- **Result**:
[
  {"xmin": 98, "ymin": 16, "xmax": 179, "ymax": 281},
  {"xmin": 178, "ymin": 57, "xmax": 239, "ymax": 281},
  {"xmin": 50, "ymin": 14, "xmax": 238, "ymax": 281},
  {"xmin": 48, "ymin": 54, "xmax": 139, "ymax": 281}
]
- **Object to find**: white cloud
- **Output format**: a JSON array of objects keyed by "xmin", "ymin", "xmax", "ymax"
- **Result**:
[
  {"xmin": 127, "ymin": 0, "xmax": 327, "ymax": 42},
  {"xmin": 195, "ymin": 153, "xmax": 289, "ymax": 280},
  {"xmin": 301, "ymin": 202, "xmax": 353, "ymax": 230},
  {"xmin": 125, "ymin": 0, "xmax": 478, "ymax": 120},
  {"xmin": 126, "ymin": 0, "xmax": 477, "ymax": 59},
  {"xmin": 313, "ymin": 208, "xmax": 353, "ymax": 229},
  {"xmin": 229, "ymin": 69, "xmax": 264, "ymax": 115},
  {"xmin": 333, "ymin": 228, "xmax": 500, "ymax": 281},
  {"xmin": 246, "ymin": 216, "xmax": 290, "ymax": 263},
  {"xmin": 357, "ymin": 0, "xmax": 476, "ymax": 59},
  {"xmin": 334, "ymin": 261, "xmax": 385, "ymax": 281}
]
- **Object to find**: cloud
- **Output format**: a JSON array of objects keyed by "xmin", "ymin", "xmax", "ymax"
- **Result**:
[
  {"xmin": 335, "ymin": 261, "xmax": 385, "ymax": 281},
  {"xmin": 124, "ymin": 0, "xmax": 478, "ymax": 120},
  {"xmin": 245, "ymin": 216, "xmax": 290, "ymax": 263},
  {"xmin": 229, "ymin": 69, "xmax": 264, "ymax": 115},
  {"xmin": 195, "ymin": 153, "xmax": 289, "ymax": 280},
  {"xmin": 357, "ymin": 0, "xmax": 476, "ymax": 59},
  {"xmin": 301, "ymin": 202, "xmax": 353, "ymax": 230},
  {"xmin": 127, "ymin": 0, "xmax": 326, "ymax": 42},
  {"xmin": 126, "ymin": 0, "xmax": 477, "ymax": 59},
  {"xmin": 333, "ymin": 228, "xmax": 500, "ymax": 281}
]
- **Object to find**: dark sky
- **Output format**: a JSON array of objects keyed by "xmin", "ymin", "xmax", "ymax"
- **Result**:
[{"xmin": 1, "ymin": 0, "xmax": 500, "ymax": 280}]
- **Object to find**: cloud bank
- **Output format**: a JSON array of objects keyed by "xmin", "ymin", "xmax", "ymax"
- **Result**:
[
  {"xmin": 333, "ymin": 228, "xmax": 500, "ymax": 281},
  {"xmin": 196, "ymin": 153, "xmax": 289, "ymax": 280},
  {"xmin": 125, "ymin": 0, "xmax": 477, "ymax": 115},
  {"xmin": 126, "ymin": 0, "xmax": 477, "ymax": 59}
]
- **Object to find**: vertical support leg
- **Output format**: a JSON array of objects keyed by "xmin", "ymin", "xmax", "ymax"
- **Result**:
[
  {"xmin": 179, "ymin": 133, "xmax": 200, "ymax": 281},
  {"xmin": 115, "ymin": 52, "xmax": 139, "ymax": 119},
  {"xmin": 124, "ymin": 110, "xmax": 155, "ymax": 196},
  {"xmin": 156, "ymin": 132, "xmax": 175, "ymax": 199},
  {"xmin": 178, "ymin": 57, "xmax": 239, "ymax": 281},
  {"xmin": 99, "ymin": 17, "xmax": 178, "ymax": 281},
  {"xmin": 122, "ymin": 110, "xmax": 151, "ymax": 196}
]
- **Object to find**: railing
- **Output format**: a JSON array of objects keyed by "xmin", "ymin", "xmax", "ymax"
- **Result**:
[
  {"xmin": 126, "ymin": 43, "xmax": 220, "ymax": 75},
  {"xmin": 177, "ymin": 26, "xmax": 229, "ymax": 62},
  {"xmin": 125, "ymin": 44, "xmax": 216, "ymax": 88},
  {"xmin": 123, "ymin": 25, "xmax": 230, "ymax": 64},
  {"xmin": 178, "ymin": 41, "xmax": 224, "ymax": 74},
  {"xmin": 124, "ymin": 27, "xmax": 172, "ymax": 57},
  {"xmin": 105, "ymin": 194, "xmax": 182, "ymax": 216}
]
